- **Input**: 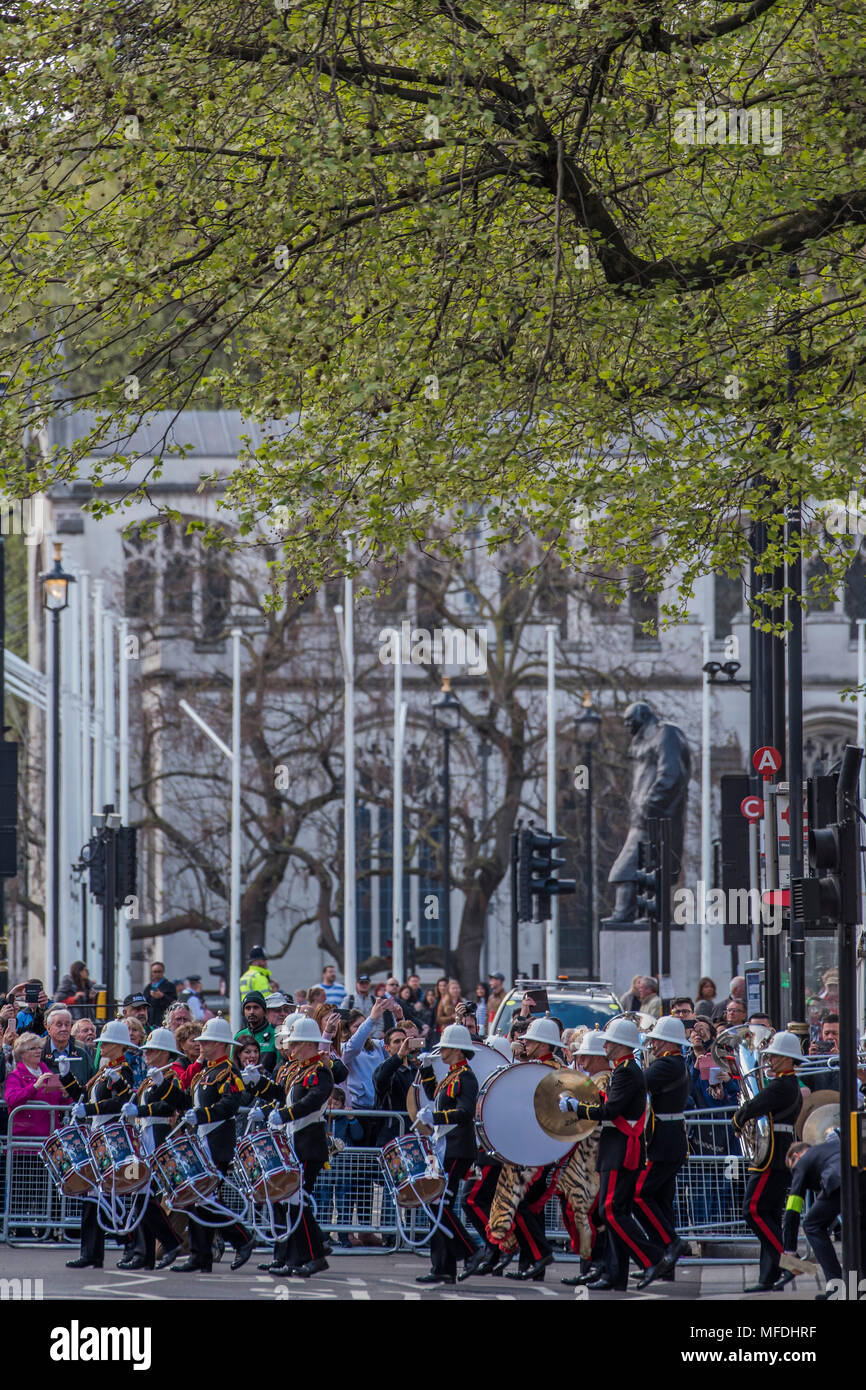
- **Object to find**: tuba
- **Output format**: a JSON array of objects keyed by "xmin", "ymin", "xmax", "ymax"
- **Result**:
[{"xmin": 710, "ymin": 1024, "xmax": 775, "ymax": 1166}]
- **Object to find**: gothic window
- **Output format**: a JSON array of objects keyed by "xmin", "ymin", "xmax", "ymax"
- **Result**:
[{"xmin": 714, "ymin": 572, "xmax": 743, "ymax": 641}]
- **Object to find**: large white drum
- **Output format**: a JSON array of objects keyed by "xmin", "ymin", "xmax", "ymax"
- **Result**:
[
  {"xmin": 410, "ymin": 1043, "xmax": 506, "ymax": 1131},
  {"xmin": 476, "ymin": 1061, "xmax": 577, "ymax": 1166}
]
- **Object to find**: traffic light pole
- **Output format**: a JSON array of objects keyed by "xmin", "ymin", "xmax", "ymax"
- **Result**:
[
  {"xmin": 659, "ymin": 817, "xmax": 672, "ymax": 1009},
  {"xmin": 837, "ymin": 747, "xmax": 863, "ymax": 1289},
  {"xmin": 102, "ymin": 805, "xmax": 117, "ymax": 1013},
  {"xmin": 510, "ymin": 828, "xmax": 519, "ymax": 986}
]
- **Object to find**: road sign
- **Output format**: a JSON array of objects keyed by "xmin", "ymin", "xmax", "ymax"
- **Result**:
[
  {"xmin": 740, "ymin": 795, "xmax": 763, "ymax": 822},
  {"xmin": 752, "ymin": 745, "xmax": 782, "ymax": 780}
]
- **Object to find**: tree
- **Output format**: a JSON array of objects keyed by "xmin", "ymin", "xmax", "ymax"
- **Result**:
[{"xmin": 1, "ymin": 1, "xmax": 865, "ymax": 610}]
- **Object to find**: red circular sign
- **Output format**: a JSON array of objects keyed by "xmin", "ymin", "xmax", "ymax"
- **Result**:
[
  {"xmin": 740, "ymin": 795, "xmax": 763, "ymax": 822},
  {"xmin": 752, "ymin": 745, "xmax": 782, "ymax": 780}
]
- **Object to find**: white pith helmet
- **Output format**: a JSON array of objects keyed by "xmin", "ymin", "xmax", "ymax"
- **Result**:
[
  {"xmin": 576, "ymin": 1030, "xmax": 610, "ymax": 1058},
  {"xmin": 99, "ymin": 1019, "xmax": 141, "ymax": 1048},
  {"xmin": 603, "ymin": 1016, "xmax": 641, "ymax": 1050},
  {"xmin": 487, "ymin": 1035, "xmax": 514, "ymax": 1063},
  {"xmin": 524, "ymin": 1017, "xmax": 562, "ymax": 1048},
  {"xmin": 651, "ymin": 1016, "xmax": 688, "ymax": 1046},
  {"xmin": 287, "ymin": 1017, "xmax": 325, "ymax": 1046},
  {"xmin": 198, "ymin": 1017, "xmax": 238, "ymax": 1049},
  {"xmin": 438, "ymin": 1023, "xmax": 476, "ymax": 1055},
  {"xmin": 143, "ymin": 1027, "xmax": 184, "ymax": 1057},
  {"xmin": 764, "ymin": 1030, "xmax": 803, "ymax": 1062}
]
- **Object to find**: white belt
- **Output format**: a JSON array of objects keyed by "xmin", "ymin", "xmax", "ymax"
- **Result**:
[
  {"xmin": 140, "ymin": 1117, "xmax": 159, "ymax": 1129},
  {"xmin": 600, "ymin": 1119, "xmax": 643, "ymax": 1129},
  {"xmin": 654, "ymin": 1112, "xmax": 685, "ymax": 1122},
  {"xmin": 773, "ymin": 1123, "xmax": 795, "ymax": 1133},
  {"xmin": 199, "ymin": 1120, "xmax": 223, "ymax": 1137},
  {"xmin": 287, "ymin": 1110, "xmax": 325, "ymax": 1137}
]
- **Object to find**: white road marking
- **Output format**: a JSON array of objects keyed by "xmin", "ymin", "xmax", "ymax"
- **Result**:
[{"xmin": 350, "ymin": 1289, "xmax": 372, "ymax": 1299}]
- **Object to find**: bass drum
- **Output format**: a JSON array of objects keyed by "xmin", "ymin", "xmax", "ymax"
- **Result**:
[
  {"xmin": 409, "ymin": 1043, "xmax": 507, "ymax": 1135},
  {"xmin": 476, "ymin": 1062, "xmax": 578, "ymax": 1166}
]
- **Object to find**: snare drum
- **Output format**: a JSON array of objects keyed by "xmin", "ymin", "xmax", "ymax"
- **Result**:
[
  {"xmin": 476, "ymin": 1062, "xmax": 577, "ymax": 1166},
  {"xmin": 235, "ymin": 1129, "xmax": 301, "ymax": 1203},
  {"xmin": 40, "ymin": 1124, "xmax": 97, "ymax": 1196},
  {"xmin": 88, "ymin": 1121, "xmax": 150, "ymax": 1194},
  {"xmin": 380, "ymin": 1134, "xmax": 445, "ymax": 1208},
  {"xmin": 152, "ymin": 1132, "xmax": 219, "ymax": 1210}
]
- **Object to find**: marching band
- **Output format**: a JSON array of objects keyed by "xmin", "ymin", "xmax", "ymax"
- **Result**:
[{"xmin": 39, "ymin": 1002, "xmax": 855, "ymax": 1296}]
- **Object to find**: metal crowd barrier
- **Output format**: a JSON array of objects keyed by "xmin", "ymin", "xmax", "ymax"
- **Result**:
[{"xmin": 1, "ymin": 1100, "xmax": 757, "ymax": 1256}]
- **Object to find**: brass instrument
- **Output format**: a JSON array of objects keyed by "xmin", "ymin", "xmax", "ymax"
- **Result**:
[{"xmin": 711, "ymin": 1024, "xmax": 774, "ymax": 1166}]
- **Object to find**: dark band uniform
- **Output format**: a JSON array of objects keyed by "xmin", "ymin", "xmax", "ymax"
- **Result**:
[
  {"xmin": 734, "ymin": 1072, "xmax": 802, "ymax": 1288},
  {"xmin": 126, "ymin": 1068, "xmax": 187, "ymax": 1265},
  {"xmin": 420, "ymin": 1057, "xmax": 478, "ymax": 1280},
  {"xmin": 185, "ymin": 1056, "xmax": 251, "ymax": 1269},
  {"xmin": 61, "ymin": 1061, "xmax": 135, "ymax": 1267},
  {"xmin": 267, "ymin": 1054, "xmax": 346, "ymax": 1271},
  {"xmin": 782, "ymin": 1133, "xmax": 842, "ymax": 1283},
  {"xmin": 635, "ymin": 1050, "xmax": 690, "ymax": 1250},
  {"xmin": 576, "ymin": 1055, "xmax": 664, "ymax": 1288}
]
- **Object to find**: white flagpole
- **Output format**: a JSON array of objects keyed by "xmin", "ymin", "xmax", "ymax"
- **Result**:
[
  {"xmin": 392, "ymin": 645, "xmax": 406, "ymax": 981},
  {"xmin": 230, "ymin": 628, "xmax": 242, "ymax": 1034},
  {"xmin": 700, "ymin": 626, "xmax": 712, "ymax": 979},
  {"xmin": 334, "ymin": 539, "xmax": 356, "ymax": 992},
  {"xmin": 545, "ymin": 624, "xmax": 558, "ymax": 979},
  {"xmin": 103, "ymin": 611, "xmax": 116, "ymax": 808},
  {"xmin": 92, "ymin": 582, "xmax": 104, "ymax": 817},
  {"xmin": 117, "ymin": 618, "xmax": 131, "ymax": 998}
]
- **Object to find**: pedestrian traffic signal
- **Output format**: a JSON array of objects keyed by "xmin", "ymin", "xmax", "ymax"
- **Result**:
[
  {"xmin": 208, "ymin": 926, "xmax": 229, "ymax": 979},
  {"xmin": 114, "ymin": 826, "xmax": 137, "ymax": 908},
  {"xmin": 792, "ymin": 750, "xmax": 863, "ymax": 930}
]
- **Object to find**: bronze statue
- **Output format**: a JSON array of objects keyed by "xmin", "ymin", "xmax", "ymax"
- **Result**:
[{"xmin": 607, "ymin": 702, "xmax": 691, "ymax": 923}]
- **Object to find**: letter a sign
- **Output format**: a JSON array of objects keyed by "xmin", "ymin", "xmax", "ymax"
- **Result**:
[{"xmin": 752, "ymin": 745, "xmax": 782, "ymax": 781}]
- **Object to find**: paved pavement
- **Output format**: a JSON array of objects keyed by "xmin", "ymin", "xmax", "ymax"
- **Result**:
[{"xmin": 0, "ymin": 1246, "xmax": 825, "ymax": 1301}]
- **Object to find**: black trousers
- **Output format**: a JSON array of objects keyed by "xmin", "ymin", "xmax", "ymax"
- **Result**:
[
  {"xmin": 188, "ymin": 1161, "xmax": 250, "ymax": 1263},
  {"xmin": 284, "ymin": 1156, "xmax": 328, "ymax": 1269},
  {"xmin": 634, "ymin": 1157, "xmax": 681, "ymax": 1247},
  {"xmin": 598, "ymin": 1166, "xmax": 664, "ymax": 1288},
  {"xmin": 514, "ymin": 1167, "xmax": 553, "ymax": 1268},
  {"xmin": 463, "ymin": 1163, "xmax": 500, "ymax": 1248},
  {"xmin": 742, "ymin": 1167, "xmax": 788, "ymax": 1286},
  {"xmin": 79, "ymin": 1198, "xmax": 105, "ymax": 1265},
  {"xmin": 430, "ymin": 1158, "xmax": 475, "ymax": 1278},
  {"xmin": 803, "ymin": 1193, "xmax": 842, "ymax": 1282}
]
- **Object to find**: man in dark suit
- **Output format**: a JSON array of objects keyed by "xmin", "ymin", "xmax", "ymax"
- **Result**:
[{"xmin": 41, "ymin": 1007, "xmax": 95, "ymax": 1088}]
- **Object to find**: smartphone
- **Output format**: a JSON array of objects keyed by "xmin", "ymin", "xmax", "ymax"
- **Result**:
[
  {"xmin": 24, "ymin": 982, "xmax": 40, "ymax": 1006},
  {"xmin": 709, "ymin": 1065, "xmax": 723, "ymax": 1085},
  {"xmin": 524, "ymin": 988, "xmax": 549, "ymax": 1016},
  {"xmin": 337, "ymin": 1009, "xmax": 352, "ymax": 1023},
  {"xmin": 407, "ymin": 1037, "xmax": 425, "ymax": 1050}
]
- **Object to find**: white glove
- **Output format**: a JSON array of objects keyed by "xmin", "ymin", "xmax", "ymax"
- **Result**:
[
  {"xmin": 417, "ymin": 1053, "xmax": 434, "ymax": 1067},
  {"xmin": 558, "ymin": 1094, "xmax": 578, "ymax": 1113},
  {"xmin": 57, "ymin": 1056, "xmax": 71, "ymax": 1078},
  {"xmin": 241, "ymin": 1065, "xmax": 261, "ymax": 1085},
  {"xmin": 416, "ymin": 1105, "xmax": 434, "ymax": 1127},
  {"xmin": 72, "ymin": 1100, "xmax": 87, "ymax": 1121},
  {"xmin": 247, "ymin": 1107, "xmax": 265, "ymax": 1125},
  {"xmin": 146, "ymin": 1067, "xmax": 164, "ymax": 1085},
  {"xmin": 103, "ymin": 1067, "xmax": 121, "ymax": 1083},
  {"xmin": 181, "ymin": 1109, "xmax": 198, "ymax": 1128},
  {"xmin": 267, "ymin": 1109, "xmax": 284, "ymax": 1131},
  {"xmin": 121, "ymin": 1102, "xmax": 139, "ymax": 1120}
]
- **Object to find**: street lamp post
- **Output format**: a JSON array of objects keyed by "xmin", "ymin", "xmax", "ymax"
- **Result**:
[
  {"xmin": 432, "ymin": 678, "xmax": 460, "ymax": 981},
  {"xmin": 41, "ymin": 543, "xmax": 75, "ymax": 991},
  {"xmin": 575, "ymin": 693, "xmax": 601, "ymax": 979}
]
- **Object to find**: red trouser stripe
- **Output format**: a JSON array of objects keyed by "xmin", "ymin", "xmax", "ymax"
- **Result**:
[
  {"xmin": 604, "ymin": 1170, "xmax": 651, "ymax": 1270},
  {"xmin": 587, "ymin": 1192, "xmax": 600, "ymax": 1254},
  {"xmin": 749, "ymin": 1168, "xmax": 783, "ymax": 1254},
  {"xmin": 560, "ymin": 1198, "xmax": 579, "ymax": 1253},
  {"xmin": 634, "ymin": 1162, "xmax": 671, "ymax": 1246},
  {"xmin": 515, "ymin": 1211, "xmax": 542, "ymax": 1261},
  {"xmin": 464, "ymin": 1169, "xmax": 489, "ymax": 1223}
]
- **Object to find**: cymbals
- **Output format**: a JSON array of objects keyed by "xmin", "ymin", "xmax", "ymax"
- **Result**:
[
  {"xmin": 795, "ymin": 1089, "xmax": 839, "ymax": 1139},
  {"xmin": 802, "ymin": 1102, "xmax": 840, "ymax": 1147},
  {"xmin": 621, "ymin": 1011, "xmax": 657, "ymax": 1034},
  {"xmin": 534, "ymin": 1070, "xmax": 600, "ymax": 1141}
]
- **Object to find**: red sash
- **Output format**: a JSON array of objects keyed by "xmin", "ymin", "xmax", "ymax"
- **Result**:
[{"xmin": 611, "ymin": 1109, "xmax": 646, "ymax": 1170}]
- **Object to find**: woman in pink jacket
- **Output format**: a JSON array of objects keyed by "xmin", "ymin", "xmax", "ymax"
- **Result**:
[{"xmin": 4, "ymin": 1032, "xmax": 66, "ymax": 1137}]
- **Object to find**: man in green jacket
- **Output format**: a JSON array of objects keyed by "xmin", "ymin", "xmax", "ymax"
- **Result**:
[{"xmin": 234, "ymin": 991, "xmax": 278, "ymax": 1073}]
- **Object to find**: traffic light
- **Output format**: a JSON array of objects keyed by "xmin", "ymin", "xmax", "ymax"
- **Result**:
[
  {"xmin": 792, "ymin": 749, "xmax": 863, "ymax": 929},
  {"xmin": 114, "ymin": 827, "xmax": 138, "ymax": 908},
  {"xmin": 0, "ymin": 742, "xmax": 18, "ymax": 878},
  {"xmin": 518, "ymin": 825, "xmax": 576, "ymax": 923},
  {"xmin": 85, "ymin": 835, "xmax": 106, "ymax": 904},
  {"xmin": 208, "ymin": 926, "xmax": 229, "ymax": 979},
  {"xmin": 635, "ymin": 838, "xmax": 660, "ymax": 923}
]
